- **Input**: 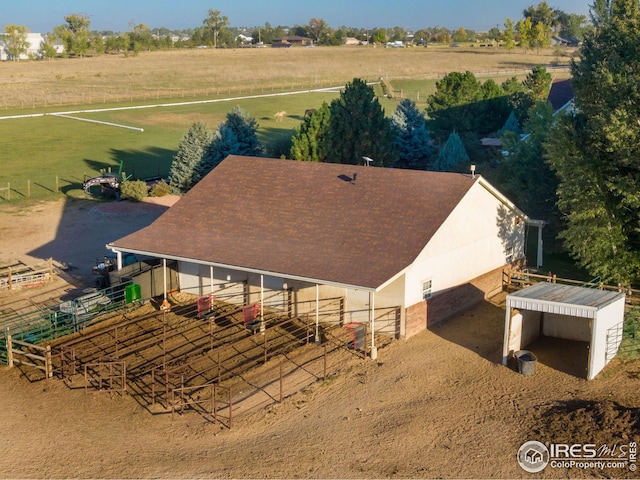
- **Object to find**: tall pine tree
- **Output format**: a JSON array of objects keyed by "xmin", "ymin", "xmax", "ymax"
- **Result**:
[
  {"xmin": 432, "ymin": 131, "xmax": 469, "ymax": 172},
  {"xmin": 169, "ymin": 122, "xmax": 212, "ymax": 194},
  {"xmin": 546, "ymin": 0, "xmax": 640, "ymax": 285},
  {"xmin": 289, "ymin": 102, "xmax": 331, "ymax": 162},
  {"xmin": 324, "ymin": 78, "xmax": 398, "ymax": 166},
  {"xmin": 391, "ymin": 98, "xmax": 434, "ymax": 170},
  {"xmin": 198, "ymin": 106, "xmax": 262, "ymax": 180}
]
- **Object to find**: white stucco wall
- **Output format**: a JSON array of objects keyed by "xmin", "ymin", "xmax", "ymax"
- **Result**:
[
  {"xmin": 177, "ymin": 261, "xmax": 404, "ymax": 336},
  {"xmin": 404, "ymin": 180, "xmax": 524, "ymax": 307}
]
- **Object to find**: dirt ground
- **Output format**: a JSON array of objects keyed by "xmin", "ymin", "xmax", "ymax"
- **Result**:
[{"xmin": 0, "ymin": 198, "xmax": 639, "ymax": 479}]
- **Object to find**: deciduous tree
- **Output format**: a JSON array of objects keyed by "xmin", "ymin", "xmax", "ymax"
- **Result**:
[
  {"xmin": 427, "ymin": 71, "xmax": 509, "ymax": 140},
  {"xmin": 2, "ymin": 24, "xmax": 29, "ymax": 61},
  {"xmin": 503, "ymin": 18, "xmax": 517, "ymax": 51},
  {"xmin": 54, "ymin": 13, "xmax": 91, "ymax": 57},
  {"xmin": 307, "ymin": 18, "xmax": 329, "ymax": 43},
  {"xmin": 202, "ymin": 9, "xmax": 229, "ymax": 48},
  {"xmin": 546, "ymin": 0, "xmax": 640, "ymax": 285}
]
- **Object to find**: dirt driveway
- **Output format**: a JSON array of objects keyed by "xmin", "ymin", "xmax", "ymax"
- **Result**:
[
  {"xmin": 0, "ymin": 198, "xmax": 639, "ymax": 479},
  {"xmin": 0, "ymin": 196, "xmax": 177, "ymax": 296}
]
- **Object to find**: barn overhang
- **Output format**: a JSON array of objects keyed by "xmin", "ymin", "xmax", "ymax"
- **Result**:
[{"xmin": 105, "ymin": 244, "xmax": 378, "ymax": 292}]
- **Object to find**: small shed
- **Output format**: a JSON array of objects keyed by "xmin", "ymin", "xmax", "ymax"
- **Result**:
[{"xmin": 502, "ymin": 282, "xmax": 626, "ymax": 379}]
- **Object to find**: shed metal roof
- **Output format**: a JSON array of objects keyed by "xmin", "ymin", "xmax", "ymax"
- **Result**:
[{"xmin": 506, "ymin": 282, "xmax": 625, "ymax": 318}]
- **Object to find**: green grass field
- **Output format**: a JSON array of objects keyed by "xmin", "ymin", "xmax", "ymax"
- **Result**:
[
  {"xmin": 0, "ymin": 46, "xmax": 572, "ymax": 203},
  {"xmin": 0, "ymin": 90, "xmax": 343, "ymax": 201}
]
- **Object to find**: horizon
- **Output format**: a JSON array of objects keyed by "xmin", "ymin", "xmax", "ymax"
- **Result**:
[{"xmin": 3, "ymin": 0, "xmax": 592, "ymax": 34}]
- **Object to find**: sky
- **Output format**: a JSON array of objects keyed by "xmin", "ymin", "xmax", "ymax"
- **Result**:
[{"xmin": 3, "ymin": 0, "xmax": 592, "ymax": 33}]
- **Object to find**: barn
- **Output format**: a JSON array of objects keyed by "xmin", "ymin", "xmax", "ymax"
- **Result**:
[
  {"xmin": 502, "ymin": 282, "xmax": 626, "ymax": 379},
  {"xmin": 108, "ymin": 155, "xmax": 540, "ymax": 357}
]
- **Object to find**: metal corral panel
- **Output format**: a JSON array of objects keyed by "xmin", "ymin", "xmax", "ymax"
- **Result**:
[{"xmin": 506, "ymin": 282, "xmax": 624, "ymax": 319}]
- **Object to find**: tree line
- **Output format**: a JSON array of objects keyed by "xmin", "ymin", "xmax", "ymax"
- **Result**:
[
  {"xmin": 2, "ymin": 2, "xmax": 590, "ymax": 59},
  {"xmin": 166, "ymin": 0, "xmax": 640, "ymax": 288}
]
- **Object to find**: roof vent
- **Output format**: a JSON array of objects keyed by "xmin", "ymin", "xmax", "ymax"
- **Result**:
[{"xmin": 352, "ymin": 173, "xmax": 357, "ymax": 184}]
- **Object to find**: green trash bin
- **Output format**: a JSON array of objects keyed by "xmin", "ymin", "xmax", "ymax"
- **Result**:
[{"xmin": 125, "ymin": 283, "xmax": 141, "ymax": 304}]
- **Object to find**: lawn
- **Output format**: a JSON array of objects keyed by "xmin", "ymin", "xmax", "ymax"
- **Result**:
[
  {"xmin": 0, "ymin": 45, "xmax": 575, "ymax": 202},
  {"xmin": 0, "ymin": 91, "xmax": 340, "ymax": 200}
]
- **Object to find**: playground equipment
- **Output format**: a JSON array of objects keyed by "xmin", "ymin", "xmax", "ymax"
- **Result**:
[{"xmin": 82, "ymin": 160, "xmax": 130, "ymax": 197}]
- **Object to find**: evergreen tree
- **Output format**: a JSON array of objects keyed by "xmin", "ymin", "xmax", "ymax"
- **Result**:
[
  {"xmin": 324, "ymin": 78, "xmax": 398, "ymax": 166},
  {"xmin": 198, "ymin": 106, "xmax": 262, "ymax": 179},
  {"xmin": 500, "ymin": 102, "xmax": 559, "ymax": 232},
  {"xmin": 546, "ymin": 0, "xmax": 640, "ymax": 285},
  {"xmin": 432, "ymin": 131, "xmax": 469, "ymax": 172},
  {"xmin": 391, "ymin": 98, "xmax": 433, "ymax": 169},
  {"xmin": 498, "ymin": 111, "xmax": 521, "ymax": 136},
  {"xmin": 505, "ymin": 66, "xmax": 552, "ymax": 124},
  {"xmin": 289, "ymin": 102, "xmax": 331, "ymax": 162},
  {"xmin": 169, "ymin": 122, "xmax": 212, "ymax": 194},
  {"xmin": 523, "ymin": 65, "xmax": 553, "ymax": 103}
]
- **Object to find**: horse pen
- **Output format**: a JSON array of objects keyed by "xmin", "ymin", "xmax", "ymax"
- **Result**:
[{"xmin": 2, "ymin": 287, "xmax": 386, "ymax": 429}]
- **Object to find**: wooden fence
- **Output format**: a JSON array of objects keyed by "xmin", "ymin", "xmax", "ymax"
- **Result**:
[
  {"xmin": 504, "ymin": 268, "xmax": 640, "ymax": 304},
  {"xmin": 0, "ymin": 259, "xmax": 55, "ymax": 291},
  {"xmin": 6, "ymin": 335, "xmax": 53, "ymax": 388},
  {"xmin": 0, "ymin": 176, "xmax": 75, "ymax": 201}
]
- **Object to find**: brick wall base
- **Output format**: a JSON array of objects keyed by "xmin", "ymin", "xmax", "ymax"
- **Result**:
[{"xmin": 403, "ymin": 266, "xmax": 505, "ymax": 339}]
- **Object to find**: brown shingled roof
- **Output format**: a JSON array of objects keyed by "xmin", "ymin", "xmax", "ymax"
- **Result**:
[{"xmin": 111, "ymin": 155, "xmax": 476, "ymax": 289}]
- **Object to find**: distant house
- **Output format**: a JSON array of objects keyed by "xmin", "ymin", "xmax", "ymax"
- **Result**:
[
  {"xmin": 272, "ymin": 35, "xmax": 313, "ymax": 47},
  {"xmin": 52, "ymin": 38, "xmax": 65, "ymax": 55},
  {"xmin": 109, "ymin": 156, "xmax": 541, "ymax": 351},
  {"xmin": 344, "ymin": 37, "xmax": 361, "ymax": 46},
  {"xmin": 236, "ymin": 34, "xmax": 253, "ymax": 44},
  {"xmin": 550, "ymin": 36, "xmax": 581, "ymax": 48}
]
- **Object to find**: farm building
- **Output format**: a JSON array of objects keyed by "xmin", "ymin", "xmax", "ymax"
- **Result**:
[
  {"xmin": 0, "ymin": 33, "xmax": 46, "ymax": 60},
  {"xmin": 272, "ymin": 36, "xmax": 313, "ymax": 46},
  {"xmin": 108, "ymin": 155, "xmax": 540, "ymax": 356},
  {"xmin": 503, "ymin": 282, "xmax": 626, "ymax": 379}
]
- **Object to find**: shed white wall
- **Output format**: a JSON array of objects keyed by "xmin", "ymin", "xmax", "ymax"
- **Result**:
[
  {"xmin": 405, "ymin": 181, "xmax": 524, "ymax": 307},
  {"xmin": 543, "ymin": 313, "xmax": 591, "ymax": 341},
  {"xmin": 589, "ymin": 298, "xmax": 626, "ymax": 380},
  {"xmin": 503, "ymin": 291, "xmax": 626, "ymax": 379},
  {"xmin": 506, "ymin": 310, "xmax": 541, "ymax": 353}
]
